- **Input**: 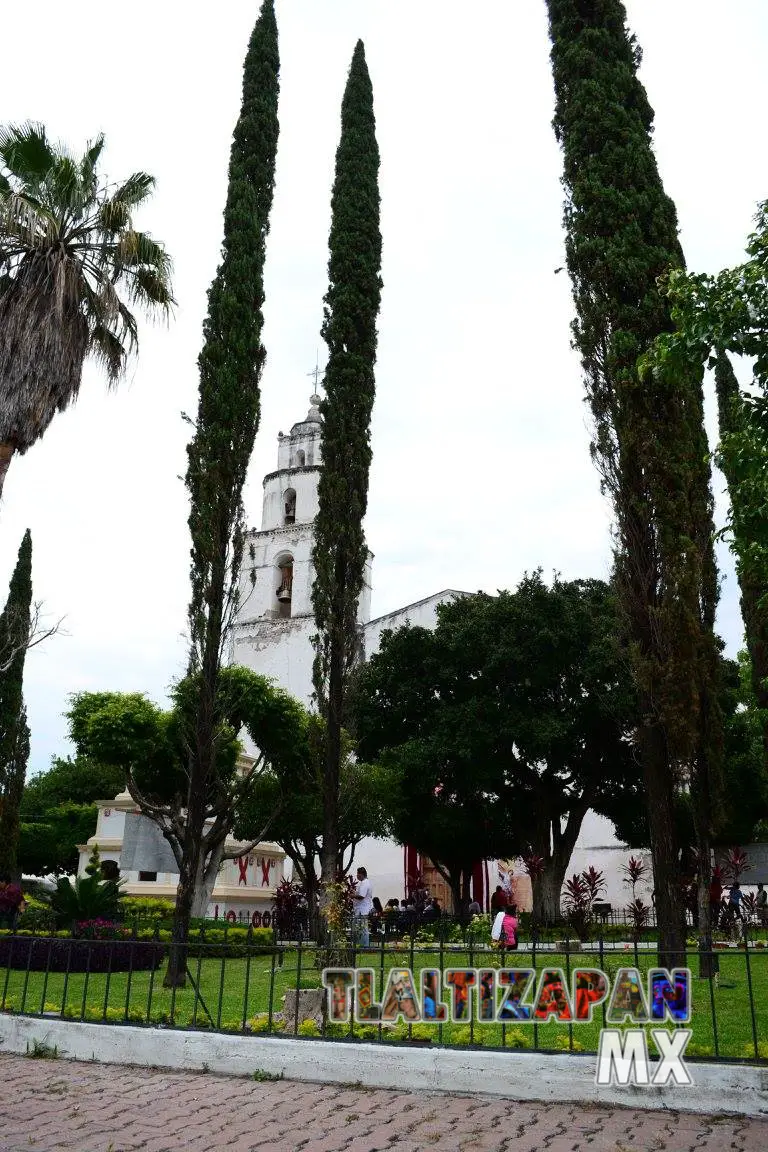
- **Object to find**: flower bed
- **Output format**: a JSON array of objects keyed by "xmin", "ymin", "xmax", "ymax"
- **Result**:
[{"xmin": 0, "ymin": 933, "xmax": 164, "ymax": 973}]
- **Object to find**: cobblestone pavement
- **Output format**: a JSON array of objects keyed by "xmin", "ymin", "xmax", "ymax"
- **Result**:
[{"xmin": 1, "ymin": 1054, "xmax": 767, "ymax": 1152}]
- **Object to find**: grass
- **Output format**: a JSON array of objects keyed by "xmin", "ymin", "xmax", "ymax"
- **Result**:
[{"xmin": 2, "ymin": 943, "xmax": 766, "ymax": 1061}]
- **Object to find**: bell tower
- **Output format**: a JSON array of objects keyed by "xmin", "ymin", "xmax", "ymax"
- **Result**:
[{"xmin": 230, "ymin": 386, "xmax": 372, "ymax": 709}]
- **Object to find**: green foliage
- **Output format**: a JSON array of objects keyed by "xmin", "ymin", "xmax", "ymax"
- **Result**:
[
  {"xmin": 119, "ymin": 896, "xmax": 175, "ymax": 922},
  {"xmin": 49, "ymin": 871, "xmax": 122, "ymax": 929},
  {"xmin": 546, "ymin": 0, "xmax": 723, "ymax": 952},
  {"xmin": 297, "ymin": 1018, "xmax": 321, "ymax": 1037},
  {"xmin": 644, "ymin": 207, "xmax": 768, "ymax": 757},
  {"xmin": 18, "ymin": 802, "xmax": 97, "ymax": 877},
  {"xmin": 311, "ymin": 40, "xmax": 382, "ymax": 882},
  {"xmin": 0, "ymin": 123, "xmax": 172, "ymax": 484},
  {"xmin": 352, "ymin": 575, "xmax": 635, "ymax": 916},
  {"xmin": 22, "ymin": 755, "xmax": 124, "ymax": 811},
  {"xmin": 0, "ymin": 530, "xmax": 33, "ymax": 879}
]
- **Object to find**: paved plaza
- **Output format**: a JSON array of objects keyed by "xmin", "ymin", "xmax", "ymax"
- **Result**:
[{"xmin": 1, "ymin": 1054, "xmax": 767, "ymax": 1152}]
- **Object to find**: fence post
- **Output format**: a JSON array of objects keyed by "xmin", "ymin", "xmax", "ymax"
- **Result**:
[{"xmin": 743, "ymin": 930, "xmax": 760, "ymax": 1061}]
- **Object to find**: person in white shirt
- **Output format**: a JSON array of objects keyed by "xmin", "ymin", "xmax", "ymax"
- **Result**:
[{"xmin": 353, "ymin": 866, "xmax": 373, "ymax": 948}]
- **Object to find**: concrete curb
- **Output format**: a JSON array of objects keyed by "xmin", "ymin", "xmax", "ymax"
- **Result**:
[{"xmin": 1, "ymin": 1014, "xmax": 767, "ymax": 1117}]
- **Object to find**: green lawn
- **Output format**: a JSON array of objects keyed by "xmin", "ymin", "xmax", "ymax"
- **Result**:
[{"xmin": 2, "ymin": 944, "xmax": 766, "ymax": 1061}]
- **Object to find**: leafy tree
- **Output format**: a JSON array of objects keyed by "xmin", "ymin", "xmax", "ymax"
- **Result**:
[
  {"xmin": 0, "ymin": 530, "xmax": 33, "ymax": 879},
  {"xmin": 545, "ymin": 0, "xmax": 723, "ymax": 965},
  {"xmin": 236, "ymin": 718, "xmax": 390, "ymax": 924},
  {"xmin": 18, "ymin": 803, "xmax": 97, "ymax": 878},
  {"xmin": 608, "ymin": 653, "xmax": 768, "ymax": 850},
  {"xmin": 312, "ymin": 41, "xmax": 382, "ymax": 902},
  {"xmin": 644, "ymin": 206, "xmax": 768, "ymax": 766},
  {"xmin": 352, "ymin": 576, "xmax": 636, "ymax": 921},
  {"xmin": 68, "ymin": 666, "xmax": 306, "ymax": 924},
  {"xmin": 22, "ymin": 755, "xmax": 124, "ymax": 812},
  {"xmin": 168, "ymin": 0, "xmax": 279, "ymax": 985},
  {"xmin": 0, "ymin": 124, "xmax": 172, "ymax": 496},
  {"xmin": 17, "ymin": 754, "xmax": 125, "ymax": 877}
]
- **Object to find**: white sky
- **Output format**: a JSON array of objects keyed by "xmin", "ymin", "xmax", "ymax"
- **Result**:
[{"xmin": 1, "ymin": 1, "xmax": 767, "ymax": 775}]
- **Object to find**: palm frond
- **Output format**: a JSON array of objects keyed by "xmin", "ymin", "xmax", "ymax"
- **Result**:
[
  {"xmin": 0, "ymin": 192, "xmax": 57, "ymax": 245},
  {"xmin": 0, "ymin": 122, "xmax": 55, "ymax": 182},
  {"xmin": 48, "ymin": 154, "xmax": 80, "ymax": 211},
  {"xmin": 79, "ymin": 135, "xmax": 106, "ymax": 195},
  {"xmin": 130, "ymin": 266, "xmax": 173, "ymax": 312},
  {"xmin": 88, "ymin": 322, "xmax": 127, "ymax": 381},
  {"xmin": 110, "ymin": 171, "xmax": 155, "ymax": 208},
  {"xmin": 97, "ymin": 199, "xmax": 131, "ymax": 233}
]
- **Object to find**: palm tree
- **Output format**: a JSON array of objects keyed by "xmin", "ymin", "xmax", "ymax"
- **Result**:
[{"xmin": 0, "ymin": 122, "xmax": 173, "ymax": 497}]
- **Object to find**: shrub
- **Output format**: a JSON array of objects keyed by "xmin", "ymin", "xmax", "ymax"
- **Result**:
[
  {"xmin": 249, "ymin": 1014, "xmax": 272, "ymax": 1033},
  {"xmin": 0, "ymin": 934, "xmax": 163, "ymax": 972},
  {"xmin": 119, "ymin": 896, "xmax": 175, "ymax": 923},
  {"xmin": 505, "ymin": 1028, "xmax": 531, "ymax": 1049},
  {"xmin": 50, "ymin": 873, "xmax": 122, "ymax": 930},
  {"xmin": 449, "ymin": 1025, "xmax": 474, "ymax": 1047},
  {"xmin": 554, "ymin": 1033, "xmax": 584, "ymax": 1052},
  {"xmin": 297, "ymin": 1019, "xmax": 321, "ymax": 1037}
]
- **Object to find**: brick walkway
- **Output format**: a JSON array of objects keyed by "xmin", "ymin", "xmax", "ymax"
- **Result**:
[{"xmin": 0, "ymin": 1054, "xmax": 767, "ymax": 1152}]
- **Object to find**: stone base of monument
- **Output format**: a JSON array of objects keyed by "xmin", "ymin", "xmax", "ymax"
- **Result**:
[{"xmin": 274, "ymin": 988, "xmax": 326, "ymax": 1031}]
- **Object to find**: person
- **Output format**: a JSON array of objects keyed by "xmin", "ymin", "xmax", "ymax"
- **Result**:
[
  {"xmin": 468, "ymin": 898, "xmax": 482, "ymax": 917},
  {"xmin": 709, "ymin": 872, "xmax": 723, "ymax": 929},
  {"xmin": 491, "ymin": 885, "xmax": 506, "ymax": 913},
  {"xmin": 491, "ymin": 903, "xmax": 518, "ymax": 949},
  {"xmin": 370, "ymin": 896, "xmax": 384, "ymax": 940},
  {"xmin": 727, "ymin": 881, "xmax": 744, "ymax": 928},
  {"xmin": 0, "ymin": 873, "xmax": 24, "ymax": 931},
  {"xmin": 757, "ymin": 883, "xmax": 768, "ymax": 927},
  {"xmin": 352, "ymin": 866, "xmax": 373, "ymax": 948}
]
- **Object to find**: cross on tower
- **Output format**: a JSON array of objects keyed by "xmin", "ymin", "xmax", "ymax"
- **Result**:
[{"xmin": 307, "ymin": 354, "xmax": 322, "ymax": 391}]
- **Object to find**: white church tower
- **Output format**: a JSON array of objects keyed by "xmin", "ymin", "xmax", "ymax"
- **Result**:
[{"xmin": 231, "ymin": 390, "xmax": 372, "ymax": 708}]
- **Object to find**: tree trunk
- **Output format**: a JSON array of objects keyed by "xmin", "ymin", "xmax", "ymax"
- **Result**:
[
  {"xmin": 165, "ymin": 846, "xmax": 198, "ymax": 988},
  {"xmin": 0, "ymin": 709, "xmax": 28, "ymax": 882},
  {"xmin": 0, "ymin": 442, "xmax": 15, "ymax": 501},
  {"xmin": 320, "ymin": 633, "xmax": 344, "ymax": 923},
  {"xmin": 530, "ymin": 805, "xmax": 588, "ymax": 928},
  {"xmin": 639, "ymin": 719, "xmax": 686, "ymax": 969},
  {"xmin": 191, "ymin": 840, "xmax": 224, "ymax": 921},
  {"xmin": 532, "ymin": 864, "xmax": 565, "ymax": 928}
]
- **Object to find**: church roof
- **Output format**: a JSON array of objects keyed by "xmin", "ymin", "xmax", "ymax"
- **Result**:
[
  {"xmin": 364, "ymin": 589, "xmax": 470, "ymax": 628},
  {"xmin": 290, "ymin": 392, "xmax": 321, "ymax": 432}
]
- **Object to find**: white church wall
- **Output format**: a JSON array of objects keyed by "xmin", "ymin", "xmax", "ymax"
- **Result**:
[
  {"xmin": 233, "ymin": 615, "xmax": 317, "ymax": 718},
  {"xmin": 363, "ymin": 589, "xmax": 466, "ymax": 657},
  {"xmin": 262, "ymin": 467, "xmax": 321, "ymax": 532}
]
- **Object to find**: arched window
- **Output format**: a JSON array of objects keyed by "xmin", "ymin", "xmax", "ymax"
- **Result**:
[
  {"xmin": 283, "ymin": 488, "xmax": 296, "ymax": 526},
  {"xmin": 275, "ymin": 554, "xmax": 293, "ymax": 618},
  {"xmin": 295, "ymin": 449, "xmax": 306, "ymax": 467}
]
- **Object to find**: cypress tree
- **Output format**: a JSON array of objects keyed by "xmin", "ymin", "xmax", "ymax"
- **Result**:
[
  {"xmin": 165, "ymin": 0, "xmax": 279, "ymax": 986},
  {"xmin": 546, "ymin": 0, "xmax": 723, "ymax": 965},
  {"xmin": 715, "ymin": 353, "xmax": 768, "ymax": 758},
  {"xmin": 0, "ymin": 530, "xmax": 32, "ymax": 880},
  {"xmin": 312, "ymin": 41, "xmax": 382, "ymax": 896}
]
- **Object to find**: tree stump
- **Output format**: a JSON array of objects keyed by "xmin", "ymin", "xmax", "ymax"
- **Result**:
[{"xmin": 276, "ymin": 987, "xmax": 326, "ymax": 1031}]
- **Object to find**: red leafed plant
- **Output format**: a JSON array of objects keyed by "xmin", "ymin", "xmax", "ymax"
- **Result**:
[
  {"xmin": 722, "ymin": 848, "xmax": 750, "ymax": 883},
  {"xmin": 621, "ymin": 855, "xmax": 648, "ymax": 900},
  {"xmin": 521, "ymin": 852, "xmax": 545, "ymax": 881}
]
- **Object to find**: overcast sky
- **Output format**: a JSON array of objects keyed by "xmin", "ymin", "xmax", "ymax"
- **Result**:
[{"xmin": 2, "ymin": 1, "xmax": 767, "ymax": 777}]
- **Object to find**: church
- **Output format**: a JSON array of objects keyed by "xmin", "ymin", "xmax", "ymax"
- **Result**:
[
  {"xmin": 79, "ymin": 386, "xmax": 636, "ymax": 916},
  {"xmin": 229, "ymin": 388, "xmax": 633, "ymax": 909}
]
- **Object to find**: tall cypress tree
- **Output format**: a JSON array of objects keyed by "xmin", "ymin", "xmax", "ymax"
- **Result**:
[
  {"xmin": 715, "ymin": 353, "xmax": 768, "ymax": 760},
  {"xmin": 0, "ymin": 530, "xmax": 32, "ymax": 880},
  {"xmin": 163, "ymin": 0, "xmax": 279, "ymax": 985},
  {"xmin": 546, "ymin": 0, "xmax": 723, "ymax": 965},
  {"xmin": 312, "ymin": 41, "xmax": 382, "ymax": 895}
]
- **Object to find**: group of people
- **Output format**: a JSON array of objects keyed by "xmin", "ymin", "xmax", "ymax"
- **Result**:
[
  {"xmin": 352, "ymin": 866, "xmax": 448, "ymax": 946},
  {"xmin": 708, "ymin": 876, "xmax": 768, "ymax": 929}
]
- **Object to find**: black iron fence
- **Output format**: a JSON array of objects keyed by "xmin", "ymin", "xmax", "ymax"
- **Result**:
[{"xmin": 1, "ymin": 923, "xmax": 766, "ymax": 1063}]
